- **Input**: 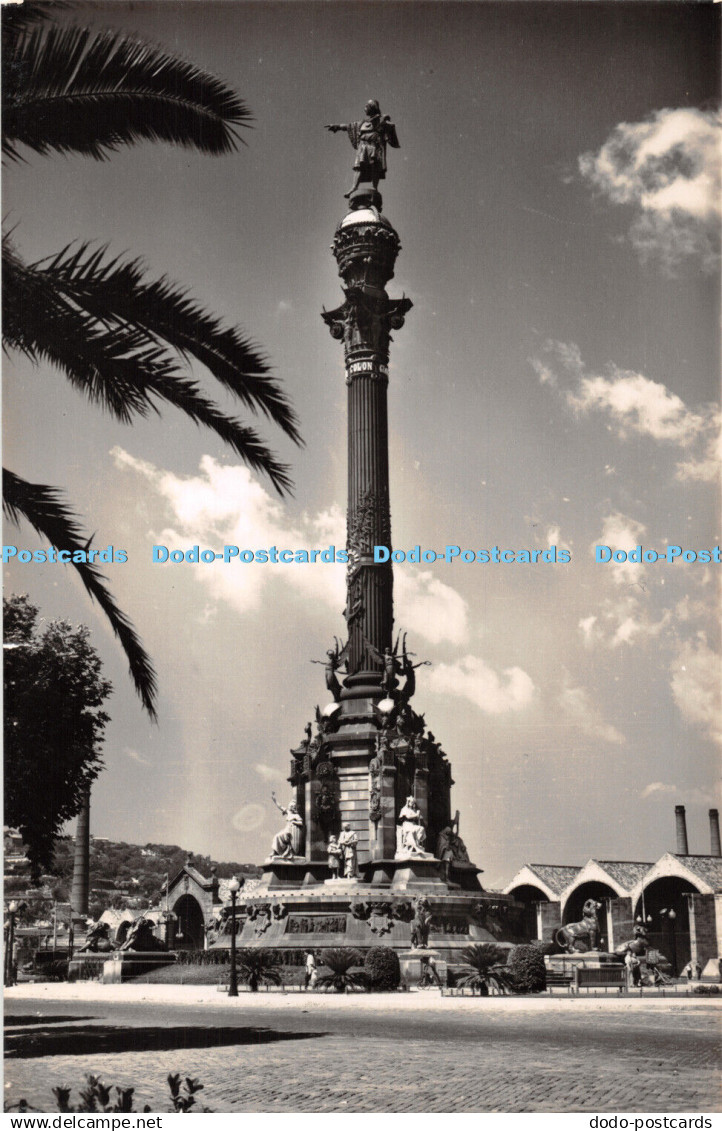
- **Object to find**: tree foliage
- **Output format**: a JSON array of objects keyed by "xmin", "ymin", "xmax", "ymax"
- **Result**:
[
  {"xmin": 50, "ymin": 836, "xmax": 260, "ymax": 908},
  {"xmin": 1, "ymin": 3, "xmax": 302, "ymax": 718},
  {"xmin": 4, "ymin": 595, "xmax": 111, "ymax": 879}
]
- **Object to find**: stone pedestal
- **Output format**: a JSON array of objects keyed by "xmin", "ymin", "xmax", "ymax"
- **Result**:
[
  {"xmin": 100, "ymin": 952, "xmax": 176, "ymax": 984},
  {"xmin": 68, "ymin": 950, "xmax": 175, "ymax": 983},
  {"xmin": 391, "ymin": 858, "xmax": 447, "ymax": 891},
  {"xmin": 257, "ymin": 859, "xmax": 308, "ymax": 891}
]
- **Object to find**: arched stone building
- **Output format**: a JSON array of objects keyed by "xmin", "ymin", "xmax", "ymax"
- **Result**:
[
  {"xmin": 503, "ymin": 808, "xmax": 722, "ymax": 976},
  {"xmin": 164, "ymin": 860, "xmax": 222, "ymax": 950}
]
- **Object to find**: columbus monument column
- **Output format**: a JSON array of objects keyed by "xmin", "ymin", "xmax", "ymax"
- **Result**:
[
  {"xmin": 319, "ymin": 102, "xmax": 413, "ymax": 868},
  {"xmin": 240, "ymin": 104, "xmax": 514, "ymax": 962},
  {"xmin": 323, "ymin": 100, "xmax": 411, "ymax": 692}
]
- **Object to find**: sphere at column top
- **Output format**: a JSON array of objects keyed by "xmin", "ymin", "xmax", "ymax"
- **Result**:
[{"xmin": 340, "ymin": 207, "xmax": 393, "ymax": 230}]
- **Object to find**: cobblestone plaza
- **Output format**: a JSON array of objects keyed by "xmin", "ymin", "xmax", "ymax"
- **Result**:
[{"xmin": 4, "ymin": 986, "xmax": 720, "ymax": 1114}]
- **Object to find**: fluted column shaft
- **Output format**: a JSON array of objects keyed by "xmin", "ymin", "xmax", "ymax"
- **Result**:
[
  {"xmin": 346, "ymin": 371, "xmax": 393, "ymax": 674},
  {"xmin": 323, "ymin": 203, "xmax": 411, "ymax": 688}
]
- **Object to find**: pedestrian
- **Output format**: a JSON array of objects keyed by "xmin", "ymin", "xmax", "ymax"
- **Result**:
[
  {"xmin": 695, "ymin": 962, "xmax": 702, "ymax": 981},
  {"xmin": 624, "ymin": 949, "xmax": 641, "ymax": 987},
  {"xmin": 681, "ymin": 961, "xmax": 693, "ymax": 981},
  {"xmin": 304, "ymin": 950, "xmax": 317, "ymax": 990}
]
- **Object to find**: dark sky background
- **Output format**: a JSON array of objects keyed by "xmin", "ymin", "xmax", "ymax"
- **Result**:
[{"xmin": 4, "ymin": 2, "xmax": 720, "ymax": 884}]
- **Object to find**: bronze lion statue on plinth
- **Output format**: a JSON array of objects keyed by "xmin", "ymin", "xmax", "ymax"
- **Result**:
[{"xmin": 554, "ymin": 899, "xmax": 603, "ymax": 952}]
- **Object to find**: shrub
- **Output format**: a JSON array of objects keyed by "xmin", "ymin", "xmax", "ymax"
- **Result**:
[
  {"xmin": 456, "ymin": 944, "xmax": 514, "ymax": 995},
  {"xmin": 316, "ymin": 948, "xmax": 366, "ymax": 993},
  {"xmin": 364, "ymin": 946, "xmax": 401, "ymax": 991},
  {"xmin": 508, "ymin": 943, "xmax": 546, "ymax": 993},
  {"xmin": 235, "ymin": 947, "xmax": 282, "ymax": 991},
  {"xmin": 6, "ymin": 1074, "xmax": 209, "ymax": 1113},
  {"xmin": 175, "ymin": 949, "xmax": 230, "ymax": 966}
]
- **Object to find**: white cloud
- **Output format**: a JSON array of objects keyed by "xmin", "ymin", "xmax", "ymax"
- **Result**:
[
  {"xmin": 676, "ymin": 423, "xmax": 722, "ymax": 485},
  {"xmin": 428, "ymin": 654, "xmax": 535, "ymax": 714},
  {"xmin": 596, "ymin": 513, "xmax": 648, "ymax": 586},
  {"xmin": 640, "ymin": 781, "xmax": 677, "ymax": 800},
  {"xmin": 253, "ymin": 762, "xmax": 286, "ymax": 783},
  {"xmin": 579, "ymin": 592, "xmax": 672, "ymax": 651},
  {"xmin": 395, "ymin": 569, "xmax": 468, "ymax": 645},
  {"xmin": 670, "ymin": 633, "xmax": 722, "ymax": 747},
  {"xmin": 579, "ymin": 615, "xmax": 597, "ymax": 643},
  {"xmin": 640, "ymin": 781, "xmax": 719, "ymax": 805},
  {"xmin": 529, "ymin": 356, "xmax": 557, "ymax": 388},
  {"xmin": 231, "ymin": 804, "xmax": 266, "ymax": 833},
  {"xmin": 579, "ymin": 107, "xmax": 722, "ymax": 272},
  {"xmin": 125, "ymin": 748, "xmax": 150, "ymax": 766},
  {"xmin": 558, "ymin": 676, "xmax": 625, "ymax": 745},
  {"xmin": 112, "ymin": 448, "xmax": 468, "ymax": 647},
  {"xmin": 568, "ymin": 370, "xmax": 710, "ymax": 446},
  {"xmin": 579, "ymin": 512, "xmax": 675, "ymax": 648},
  {"xmin": 543, "ymin": 524, "xmax": 571, "ymax": 555},
  {"xmin": 532, "ymin": 342, "xmax": 719, "ymax": 478}
]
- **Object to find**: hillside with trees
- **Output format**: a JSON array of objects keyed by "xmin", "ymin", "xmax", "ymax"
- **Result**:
[{"xmin": 46, "ymin": 837, "xmax": 261, "ymax": 921}]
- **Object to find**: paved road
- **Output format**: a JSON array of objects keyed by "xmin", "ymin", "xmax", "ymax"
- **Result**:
[{"xmin": 5, "ymin": 993, "xmax": 720, "ymax": 1113}]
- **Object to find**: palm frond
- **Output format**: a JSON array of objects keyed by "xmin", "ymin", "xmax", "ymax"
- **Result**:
[
  {"xmin": 234, "ymin": 948, "xmax": 282, "ymax": 990},
  {"xmin": 3, "ymin": 238, "xmax": 177, "ymax": 420},
  {"xmin": 459, "ymin": 943, "xmax": 510, "ymax": 972},
  {"xmin": 2, "ymin": 468, "xmax": 157, "ymax": 720},
  {"xmin": 318, "ymin": 948, "xmax": 363, "ymax": 973},
  {"xmin": 41, "ymin": 241, "xmax": 302, "ymax": 445},
  {"xmin": 315, "ymin": 970, "xmax": 367, "ymax": 993},
  {"xmin": 316, "ymin": 947, "xmax": 366, "ymax": 990},
  {"xmin": 3, "ymin": 239, "xmax": 294, "ymax": 495},
  {"xmin": 3, "ymin": 23, "xmax": 251, "ymax": 162},
  {"xmin": 2, "ymin": 2, "xmax": 68, "ymax": 45}
]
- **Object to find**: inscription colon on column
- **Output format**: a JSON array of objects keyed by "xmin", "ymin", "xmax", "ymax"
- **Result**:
[{"xmin": 346, "ymin": 359, "xmax": 389, "ymax": 380}]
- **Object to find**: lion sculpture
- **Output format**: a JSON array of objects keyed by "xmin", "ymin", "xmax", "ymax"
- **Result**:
[
  {"xmin": 119, "ymin": 916, "xmax": 166, "ymax": 952},
  {"xmin": 554, "ymin": 899, "xmax": 603, "ymax": 953},
  {"xmin": 615, "ymin": 923, "xmax": 650, "ymax": 958},
  {"xmin": 77, "ymin": 920, "xmax": 113, "ymax": 953}
]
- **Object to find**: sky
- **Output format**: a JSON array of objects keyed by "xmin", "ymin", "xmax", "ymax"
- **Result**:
[{"xmin": 3, "ymin": 1, "xmax": 720, "ymax": 888}]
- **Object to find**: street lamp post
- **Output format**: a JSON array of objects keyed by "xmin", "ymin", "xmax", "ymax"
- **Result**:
[
  {"xmin": 5, "ymin": 901, "xmax": 18, "ymax": 986},
  {"xmin": 660, "ymin": 908, "xmax": 678, "ymax": 976},
  {"xmin": 228, "ymin": 876, "xmax": 240, "ymax": 998}
]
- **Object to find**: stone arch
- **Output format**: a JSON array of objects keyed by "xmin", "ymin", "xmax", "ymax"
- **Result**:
[
  {"xmin": 173, "ymin": 893, "xmax": 205, "ymax": 950},
  {"xmin": 507, "ymin": 883, "xmax": 550, "ymax": 941},
  {"xmin": 633, "ymin": 875, "xmax": 699, "ymax": 974}
]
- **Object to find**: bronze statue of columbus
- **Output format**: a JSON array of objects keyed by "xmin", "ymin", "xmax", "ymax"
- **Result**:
[{"xmin": 325, "ymin": 100, "xmax": 399, "ymax": 197}]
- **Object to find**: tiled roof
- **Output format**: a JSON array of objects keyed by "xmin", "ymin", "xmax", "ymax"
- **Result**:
[
  {"xmin": 595, "ymin": 861, "xmax": 654, "ymax": 889},
  {"xmin": 527, "ymin": 865, "xmax": 581, "ymax": 894},
  {"xmin": 674, "ymin": 855, "xmax": 722, "ymax": 891}
]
